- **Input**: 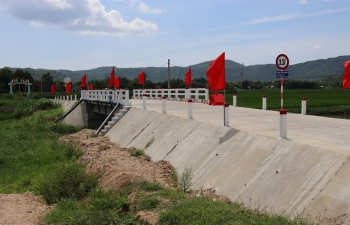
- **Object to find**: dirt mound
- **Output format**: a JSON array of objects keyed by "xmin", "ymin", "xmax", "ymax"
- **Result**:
[{"xmin": 0, "ymin": 129, "xmax": 176, "ymax": 225}]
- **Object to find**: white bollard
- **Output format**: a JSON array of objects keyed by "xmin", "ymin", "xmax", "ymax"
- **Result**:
[
  {"xmin": 224, "ymin": 103, "xmax": 229, "ymax": 127},
  {"xmin": 262, "ymin": 95, "xmax": 267, "ymax": 110},
  {"xmin": 66, "ymin": 96, "xmax": 69, "ymax": 101},
  {"xmin": 143, "ymin": 94, "xmax": 146, "ymax": 109},
  {"xmin": 188, "ymin": 99, "xmax": 193, "ymax": 119},
  {"xmin": 233, "ymin": 93, "xmax": 237, "ymax": 107},
  {"xmin": 301, "ymin": 97, "xmax": 307, "ymax": 115},
  {"xmin": 280, "ymin": 109, "xmax": 287, "ymax": 139},
  {"xmin": 162, "ymin": 96, "xmax": 166, "ymax": 113},
  {"xmin": 75, "ymin": 95, "xmax": 77, "ymax": 101}
]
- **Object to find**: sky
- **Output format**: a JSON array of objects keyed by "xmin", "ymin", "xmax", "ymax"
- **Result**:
[{"xmin": 0, "ymin": 0, "xmax": 349, "ymax": 71}]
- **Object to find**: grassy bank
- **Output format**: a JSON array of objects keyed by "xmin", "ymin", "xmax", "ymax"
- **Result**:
[{"xmin": 0, "ymin": 94, "xmax": 319, "ymax": 224}]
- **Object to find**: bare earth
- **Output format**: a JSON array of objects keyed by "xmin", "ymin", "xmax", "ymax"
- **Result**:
[{"xmin": 0, "ymin": 128, "xmax": 176, "ymax": 225}]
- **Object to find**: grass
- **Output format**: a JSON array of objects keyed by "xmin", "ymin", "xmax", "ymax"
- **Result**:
[{"xmin": 215, "ymin": 88, "xmax": 350, "ymax": 118}]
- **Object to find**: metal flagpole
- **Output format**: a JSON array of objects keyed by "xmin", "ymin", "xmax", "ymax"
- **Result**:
[{"xmin": 224, "ymin": 89, "xmax": 226, "ymax": 126}]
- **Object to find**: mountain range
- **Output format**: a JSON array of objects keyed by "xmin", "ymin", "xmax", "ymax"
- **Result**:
[{"xmin": 8, "ymin": 55, "xmax": 349, "ymax": 83}]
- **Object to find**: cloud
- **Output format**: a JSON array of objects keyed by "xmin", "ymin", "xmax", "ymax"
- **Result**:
[
  {"xmin": 248, "ymin": 14, "xmax": 296, "ymax": 24},
  {"xmin": 248, "ymin": 8, "xmax": 350, "ymax": 25},
  {"xmin": 299, "ymin": 0, "xmax": 308, "ymax": 4},
  {"xmin": 137, "ymin": 2, "xmax": 165, "ymax": 14},
  {"xmin": 313, "ymin": 45, "xmax": 322, "ymax": 49},
  {"xmin": 3, "ymin": 0, "xmax": 158, "ymax": 36}
]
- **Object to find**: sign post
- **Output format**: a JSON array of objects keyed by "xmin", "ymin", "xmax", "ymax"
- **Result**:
[{"xmin": 276, "ymin": 54, "xmax": 289, "ymax": 139}]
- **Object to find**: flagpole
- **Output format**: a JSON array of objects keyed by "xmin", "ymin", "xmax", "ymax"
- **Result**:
[{"xmin": 223, "ymin": 89, "xmax": 226, "ymax": 126}]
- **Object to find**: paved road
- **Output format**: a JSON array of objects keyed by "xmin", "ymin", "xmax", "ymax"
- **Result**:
[{"xmin": 130, "ymin": 99, "xmax": 350, "ymax": 154}]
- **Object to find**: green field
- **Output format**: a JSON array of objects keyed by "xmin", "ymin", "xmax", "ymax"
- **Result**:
[{"xmin": 216, "ymin": 88, "xmax": 350, "ymax": 118}]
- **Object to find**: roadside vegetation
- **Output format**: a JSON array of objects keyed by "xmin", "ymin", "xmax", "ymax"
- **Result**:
[{"xmin": 0, "ymin": 93, "xmax": 334, "ymax": 224}]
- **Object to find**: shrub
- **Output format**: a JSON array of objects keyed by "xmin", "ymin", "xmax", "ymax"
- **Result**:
[
  {"xmin": 51, "ymin": 123, "xmax": 80, "ymax": 134},
  {"xmin": 178, "ymin": 165, "xmax": 193, "ymax": 193},
  {"xmin": 37, "ymin": 162, "xmax": 100, "ymax": 204},
  {"xmin": 138, "ymin": 181, "xmax": 163, "ymax": 192},
  {"xmin": 130, "ymin": 150, "xmax": 144, "ymax": 157},
  {"xmin": 136, "ymin": 196, "xmax": 160, "ymax": 211}
]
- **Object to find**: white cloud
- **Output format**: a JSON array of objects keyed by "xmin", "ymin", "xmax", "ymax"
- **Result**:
[
  {"xmin": 249, "ymin": 8, "xmax": 350, "ymax": 25},
  {"xmin": 248, "ymin": 14, "xmax": 296, "ymax": 24},
  {"xmin": 299, "ymin": 0, "xmax": 308, "ymax": 4},
  {"xmin": 42, "ymin": 0, "xmax": 72, "ymax": 9},
  {"xmin": 3, "ymin": 0, "xmax": 158, "ymax": 36},
  {"xmin": 313, "ymin": 45, "xmax": 322, "ymax": 49},
  {"xmin": 137, "ymin": 2, "xmax": 165, "ymax": 14}
]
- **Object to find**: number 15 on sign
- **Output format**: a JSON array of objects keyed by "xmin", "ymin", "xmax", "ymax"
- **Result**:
[{"xmin": 276, "ymin": 54, "xmax": 289, "ymax": 70}]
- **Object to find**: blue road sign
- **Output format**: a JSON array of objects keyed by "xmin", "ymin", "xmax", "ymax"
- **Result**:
[{"xmin": 276, "ymin": 71, "xmax": 288, "ymax": 78}]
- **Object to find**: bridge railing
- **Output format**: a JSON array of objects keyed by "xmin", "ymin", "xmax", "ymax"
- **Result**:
[
  {"xmin": 80, "ymin": 89, "xmax": 131, "ymax": 105},
  {"xmin": 132, "ymin": 88, "xmax": 209, "ymax": 104}
]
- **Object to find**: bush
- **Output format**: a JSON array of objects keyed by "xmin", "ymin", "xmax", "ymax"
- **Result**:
[
  {"xmin": 138, "ymin": 181, "xmax": 163, "ymax": 192},
  {"xmin": 14, "ymin": 98, "xmax": 60, "ymax": 119},
  {"xmin": 130, "ymin": 150, "xmax": 144, "ymax": 157},
  {"xmin": 37, "ymin": 162, "xmax": 100, "ymax": 204},
  {"xmin": 136, "ymin": 197, "xmax": 159, "ymax": 211},
  {"xmin": 51, "ymin": 123, "xmax": 80, "ymax": 134}
]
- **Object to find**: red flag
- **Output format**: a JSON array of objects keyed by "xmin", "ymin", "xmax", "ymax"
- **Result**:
[
  {"xmin": 50, "ymin": 84, "xmax": 55, "ymax": 94},
  {"xmin": 81, "ymin": 74, "xmax": 87, "ymax": 89},
  {"xmin": 37, "ymin": 82, "xmax": 41, "ymax": 88},
  {"xmin": 108, "ymin": 67, "xmax": 115, "ymax": 87},
  {"xmin": 89, "ymin": 83, "xmax": 94, "ymax": 90},
  {"xmin": 185, "ymin": 67, "xmax": 191, "ymax": 85},
  {"xmin": 343, "ymin": 60, "xmax": 350, "ymax": 89},
  {"xmin": 65, "ymin": 82, "xmax": 71, "ymax": 93},
  {"xmin": 114, "ymin": 76, "xmax": 121, "ymax": 89},
  {"xmin": 206, "ymin": 52, "xmax": 226, "ymax": 91},
  {"xmin": 138, "ymin": 71, "xmax": 145, "ymax": 85}
]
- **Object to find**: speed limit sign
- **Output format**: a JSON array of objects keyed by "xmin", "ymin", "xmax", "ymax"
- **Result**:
[{"xmin": 276, "ymin": 54, "xmax": 289, "ymax": 70}]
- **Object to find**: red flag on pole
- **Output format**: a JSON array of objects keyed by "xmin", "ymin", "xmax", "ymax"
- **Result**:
[
  {"xmin": 65, "ymin": 81, "xmax": 71, "ymax": 93},
  {"xmin": 108, "ymin": 67, "xmax": 115, "ymax": 87},
  {"xmin": 89, "ymin": 83, "xmax": 94, "ymax": 90},
  {"xmin": 50, "ymin": 84, "xmax": 55, "ymax": 94},
  {"xmin": 343, "ymin": 60, "xmax": 350, "ymax": 89},
  {"xmin": 37, "ymin": 82, "xmax": 41, "ymax": 88},
  {"xmin": 114, "ymin": 76, "xmax": 120, "ymax": 89},
  {"xmin": 138, "ymin": 71, "xmax": 145, "ymax": 85},
  {"xmin": 206, "ymin": 52, "xmax": 226, "ymax": 91},
  {"xmin": 81, "ymin": 74, "xmax": 87, "ymax": 89},
  {"xmin": 185, "ymin": 67, "xmax": 192, "ymax": 85}
]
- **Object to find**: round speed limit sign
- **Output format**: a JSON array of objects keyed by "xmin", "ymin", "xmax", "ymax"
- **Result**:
[{"xmin": 276, "ymin": 54, "xmax": 289, "ymax": 70}]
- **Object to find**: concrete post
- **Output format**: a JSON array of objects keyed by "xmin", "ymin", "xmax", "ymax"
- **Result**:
[
  {"xmin": 143, "ymin": 94, "xmax": 146, "ymax": 109},
  {"xmin": 75, "ymin": 95, "xmax": 77, "ymax": 101},
  {"xmin": 162, "ymin": 96, "xmax": 166, "ymax": 113},
  {"xmin": 280, "ymin": 109, "xmax": 287, "ymax": 139},
  {"xmin": 224, "ymin": 103, "xmax": 229, "ymax": 127},
  {"xmin": 188, "ymin": 99, "xmax": 193, "ymax": 119},
  {"xmin": 66, "ymin": 96, "xmax": 69, "ymax": 101},
  {"xmin": 262, "ymin": 95, "xmax": 267, "ymax": 110},
  {"xmin": 233, "ymin": 93, "xmax": 237, "ymax": 107},
  {"xmin": 301, "ymin": 97, "xmax": 307, "ymax": 115}
]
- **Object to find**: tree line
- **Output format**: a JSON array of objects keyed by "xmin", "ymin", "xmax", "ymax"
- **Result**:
[{"xmin": 0, "ymin": 67, "xmax": 343, "ymax": 93}]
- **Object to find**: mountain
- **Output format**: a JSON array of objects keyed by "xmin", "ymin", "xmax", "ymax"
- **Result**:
[{"xmin": 8, "ymin": 55, "xmax": 349, "ymax": 83}]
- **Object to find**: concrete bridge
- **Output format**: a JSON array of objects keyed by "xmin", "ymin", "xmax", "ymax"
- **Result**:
[{"xmin": 59, "ymin": 94, "xmax": 350, "ymax": 222}]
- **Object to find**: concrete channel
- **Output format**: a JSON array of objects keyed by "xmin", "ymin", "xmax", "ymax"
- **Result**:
[{"xmin": 61, "ymin": 99, "xmax": 350, "ymax": 220}]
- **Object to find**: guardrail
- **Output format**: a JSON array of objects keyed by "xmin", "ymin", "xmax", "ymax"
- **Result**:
[
  {"xmin": 80, "ymin": 89, "xmax": 131, "ymax": 105},
  {"xmin": 132, "ymin": 88, "xmax": 209, "ymax": 104}
]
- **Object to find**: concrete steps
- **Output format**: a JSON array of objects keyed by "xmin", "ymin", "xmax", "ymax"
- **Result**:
[{"xmin": 100, "ymin": 106, "xmax": 131, "ymax": 135}]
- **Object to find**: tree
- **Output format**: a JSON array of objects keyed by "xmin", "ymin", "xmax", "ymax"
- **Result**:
[
  {"xmin": 0, "ymin": 68, "xmax": 14, "ymax": 91},
  {"xmin": 40, "ymin": 72, "xmax": 54, "ymax": 92}
]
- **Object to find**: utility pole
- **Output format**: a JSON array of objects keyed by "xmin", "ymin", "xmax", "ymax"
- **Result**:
[
  {"xmin": 241, "ymin": 63, "xmax": 243, "ymax": 106},
  {"xmin": 168, "ymin": 59, "xmax": 170, "ymax": 89},
  {"xmin": 241, "ymin": 63, "xmax": 243, "ymax": 90}
]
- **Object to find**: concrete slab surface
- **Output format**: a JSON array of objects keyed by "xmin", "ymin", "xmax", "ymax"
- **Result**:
[{"xmin": 129, "ymin": 99, "xmax": 350, "ymax": 154}]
